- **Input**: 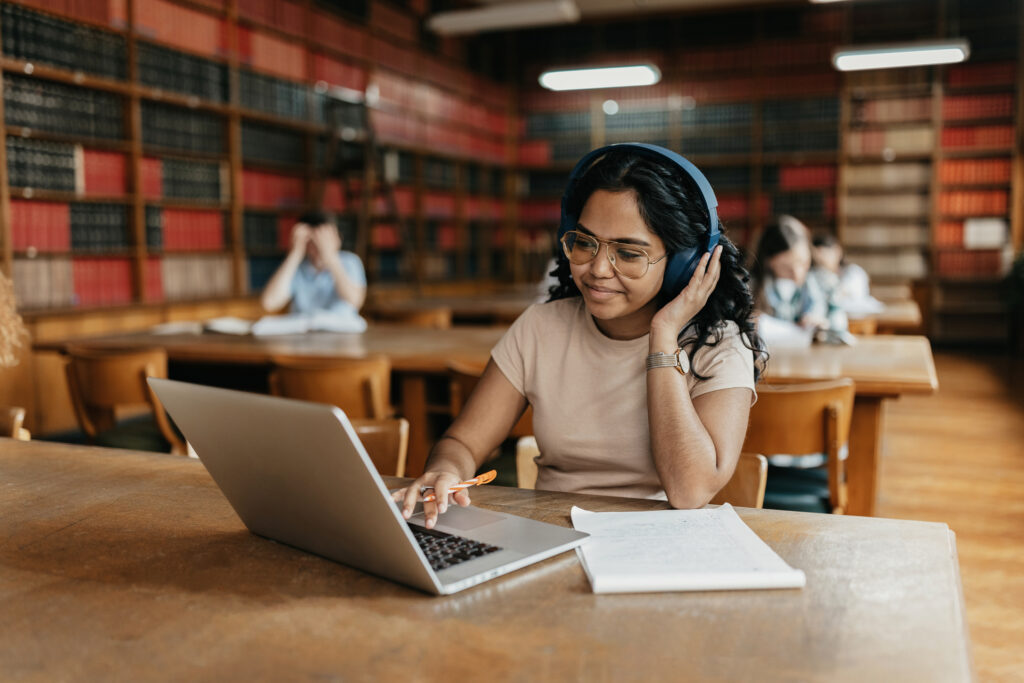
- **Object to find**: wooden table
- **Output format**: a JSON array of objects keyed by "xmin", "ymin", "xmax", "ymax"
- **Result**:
[
  {"xmin": 764, "ymin": 335, "xmax": 938, "ymax": 516},
  {"xmin": 0, "ymin": 440, "xmax": 972, "ymax": 682},
  {"xmin": 848, "ymin": 299, "xmax": 923, "ymax": 334}
]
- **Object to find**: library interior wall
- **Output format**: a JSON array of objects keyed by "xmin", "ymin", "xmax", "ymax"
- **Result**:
[{"xmin": 2, "ymin": 0, "xmax": 1022, "ymax": 433}]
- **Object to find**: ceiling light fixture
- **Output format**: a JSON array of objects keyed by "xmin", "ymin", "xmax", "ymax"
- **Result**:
[
  {"xmin": 427, "ymin": 0, "xmax": 579, "ymax": 36},
  {"xmin": 539, "ymin": 64, "xmax": 661, "ymax": 91},
  {"xmin": 832, "ymin": 39, "xmax": 970, "ymax": 71}
]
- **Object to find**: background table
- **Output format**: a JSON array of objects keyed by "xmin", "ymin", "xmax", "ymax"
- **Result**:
[
  {"xmin": 1, "ymin": 440, "xmax": 972, "ymax": 682},
  {"xmin": 36, "ymin": 330, "xmax": 937, "ymax": 516}
]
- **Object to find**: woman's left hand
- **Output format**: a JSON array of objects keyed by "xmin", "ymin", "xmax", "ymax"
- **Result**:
[{"xmin": 650, "ymin": 245, "xmax": 723, "ymax": 346}]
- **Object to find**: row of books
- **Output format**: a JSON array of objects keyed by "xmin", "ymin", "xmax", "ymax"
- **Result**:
[
  {"xmin": 772, "ymin": 192, "xmax": 834, "ymax": 219},
  {"xmin": 142, "ymin": 102, "xmax": 224, "ymax": 154},
  {"xmin": 241, "ymin": 170, "xmax": 305, "ymax": 209},
  {"xmin": 148, "ymin": 208, "xmax": 226, "ymax": 251},
  {"xmin": 938, "ymin": 159, "xmax": 1012, "ymax": 185},
  {"xmin": 147, "ymin": 254, "xmax": 234, "ymax": 302},
  {"xmin": 369, "ymin": 109, "xmax": 507, "ymax": 165},
  {"xmin": 934, "ymin": 249, "xmax": 1009, "ymax": 277},
  {"xmin": 943, "ymin": 94, "xmax": 1015, "ymax": 122},
  {"xmin": 240, "ymin": 70, "xmax": 309, "ymax": 122},
  {"xmin": 1, "ymin": 3, "xmax": 125, "ymax": 80},
  {"xmin": 425, "ymin": 223, "xmax": 459, "ymax": 251},
  {"xmin": 237, "ymin": 0, "xmax": 307, "ymax": 37},
  {"xmin": 937, "ymin": 191, "xmax": 1009, "ymax": 217},
  {"xmin": 421, "ymin": 253, "xmax": 459, "ymax": 281},
  {"xmin": 846, "ymin": 248, "xmax": 928, "ymax": 279},
  {"xmin": 9, "ymin": 200, "xmax": 70, "ymax": 252},
  {"xmin": 243, "ymin": 211, "xmax": 295, "ymax": 251},
  {"xmin": 465, "ymin": 165, "xmax": 504, "ymax": 196},
  {"xmin": 851, "ymin": 97, "xmax": 931, "ymax": 125},
  {"xmin": 423, "ymin": 158, "xmax": 457, "ymax": 190},
  {"xmin": 370, "ymin": 224, "xmax": 402, "ymax": 250},
  {"xmin": 12, "ymin": 257, "xmax": 134, "ymax": 309},
  {"xmin": 842, "ymin": 223, "xmax": 929, "ymax": 248},
  {"xmin": 845, "ymin": 193, "xmax": 929, "ymax": 219},
  {"xmin": 372, "ymin": 69, "xmax": 511, "ymax": 138},
  {"xmin": 845, "ymin": 162, "xmax": 930, "ymax": 189},
  {"xmin": 4, "ymin": 75, "xmax": 123, "ymax": 140},
  {"xmin": 941, "ymin": 126, "xmax": 1015, "ymax": 150},
  {"xmin": 935, "ymin": 221, "xmax": 967, "ymax": 248},
  {"xmin": 241, "ymin": 122, "xmax": 304, "ymax": 166},
  {"xmin": 368, "ymin": 252, "xmax": 404, "ymax": 282},
  {"xmin": 6, "ymin": 137, "xmax": 76, "ymax": 192},
  {"xmin": 238, "ymin": 25, "xmax": 306, "ymax": 82},
  {"xmin": 775, "ymin": 165, "xmax": 837, "ymax": 190},
  {"xmin": 846, "ymin": 127, "xmax": 933, "ymax": 157},
  {"xmin": 15, "ymin": 0, "xmax": 122, "ymax": 26},
  {"xmin": 138, "ymin": 41, "xmax": 228, "ymax": 104},
  {"xmin": 246, "ymin": 256, "xmax": 280, "ymax": 292},
  {"xmin": 157, "ymin": 158, "xmax": 224, "ymax": 202},
  {"xmin": 947, "ymin": 62, "xmax": 1016, "ymax": 88},
  {"xmin": 70, "ymin": 203, "xmax": 128, "ymax": 250},
  {"xmin": 85, "ymin": 150, "xmax": 127, "ymax": 196}
]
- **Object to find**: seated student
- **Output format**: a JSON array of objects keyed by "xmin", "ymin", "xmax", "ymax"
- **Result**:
[
  {"xmin": 260, "ymin": 210, "xmax": 367, "ymax": 318},
  {"xmin": 751, "ymin": 215, "xmax": 847, "ymax": 339},
  {"xmin": 393, "ymin": 144, "xmax": 766, "ymax": 527},
  {"xmin": 811, "ymin": 232, "xmax": 883, "ymax": 315}
]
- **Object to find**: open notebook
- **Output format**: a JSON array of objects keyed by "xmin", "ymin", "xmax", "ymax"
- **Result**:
[{"xmin": 571, "ymin": 504, "xmax": 805, "ymax": 594}]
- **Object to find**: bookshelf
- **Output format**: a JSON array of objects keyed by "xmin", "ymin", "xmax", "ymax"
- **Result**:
[{"xmin": 0, "ymin": 0, "xmax": 515, "ymax": 318}]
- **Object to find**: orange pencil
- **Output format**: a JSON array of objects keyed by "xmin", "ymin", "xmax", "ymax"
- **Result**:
[{"xmin": 420, "ymin": 470, "xmax": 497, "ymax": 503}]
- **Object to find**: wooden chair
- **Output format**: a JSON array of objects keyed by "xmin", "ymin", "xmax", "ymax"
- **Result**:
[
  {"xmin": 268, "ymin": 354, "xmax": 392, "ymax": 419},
  {"xmin": 63, "ymin": 346, "xmax": 185, "ymax": 455},
  {"xmin": 515, "ymin": 438, "xmax": 767, "ymax": 508},
  {"xmin": 350, "ymin": 417, "xmax": 409, "ymax": 477},
  {"xmin": 742, "ymin": 378, "xmax": 856, "ymax": 514},
  {"xmin": 1, "ymin": 406, "xmax": 31, "ymax": 441},
  {"xmin": 709, "ymin": 453, "xmax": 768, "ymax": 508},
  {"xmin": 448, "ymin": 361, "xmax": 532, "ymax": 438},
  {"xmin": 847, "ymin": 317, "xmax": 877, "ymax": 335}
]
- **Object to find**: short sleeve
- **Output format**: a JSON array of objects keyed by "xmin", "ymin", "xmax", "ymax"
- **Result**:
[
  {"xmin": 340, "ymin": 251, "xmax": 367, "ymax": 287},
  {"xmin": 688, "ymin": 325, "xmax": 757, "ymax": 403},
  {"xmin": 490, "ymin": 305, "xmax": 538, "ymax": 397}
]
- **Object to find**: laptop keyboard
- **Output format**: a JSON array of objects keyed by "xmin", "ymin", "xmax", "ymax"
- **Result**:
[{"xmin": 409, "ymin": 525, "xmax": 502, "ymax": 571}]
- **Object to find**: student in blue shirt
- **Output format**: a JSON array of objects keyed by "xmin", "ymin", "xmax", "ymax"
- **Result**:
[{"xmin": 260, "ymin": 210, "xmax": 367, "ymax": 317}]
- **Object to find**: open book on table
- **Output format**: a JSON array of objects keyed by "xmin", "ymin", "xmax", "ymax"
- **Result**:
[
  {"xmin": 571, "ymin": 503, "xmax": 806, "ymax": 594},
  {"xmin": 201, "ymin": 313, "xmax": 368, "ymax": 337}
]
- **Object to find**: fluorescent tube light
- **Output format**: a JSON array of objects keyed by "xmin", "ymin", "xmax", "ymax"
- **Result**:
[
  {"xmin": 539, "ymin": 64, "xmax": 661, "ymax": 91},
  {"xmin": 832, "ymin": 40, "xmax": 970, "ymax": 71},
  {"xmin": 428, "ymin": 0, "xmax": 579, "ymax": 36}
]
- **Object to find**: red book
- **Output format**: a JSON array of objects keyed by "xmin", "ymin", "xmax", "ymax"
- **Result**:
[{"xmin": 83, "ymin": 149, "xmax": 128, "ymax": 196}]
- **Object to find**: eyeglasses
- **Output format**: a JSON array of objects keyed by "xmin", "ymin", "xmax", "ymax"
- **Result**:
[{"xmin": 560, "ymin": 230, "xmax": 666, "ymax": 279}]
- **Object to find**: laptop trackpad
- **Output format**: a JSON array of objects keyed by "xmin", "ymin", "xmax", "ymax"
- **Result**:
[{"xmin": 412, "ymin": 506, "xmax": 504, "ymax": 531}]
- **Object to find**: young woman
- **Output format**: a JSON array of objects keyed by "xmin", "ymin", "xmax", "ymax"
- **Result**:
[
  {"xmin": 751, "ymin": 216, "xmax": 847, "ymax": 334},
  {"xmin": 396, "ymin": 145, "xmax": 765, "ymax": 527}
]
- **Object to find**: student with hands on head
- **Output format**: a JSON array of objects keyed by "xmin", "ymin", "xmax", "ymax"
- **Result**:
[
  {"xmin": 394, "ymin": 145, "xmax": 765, "ymax": 528},
  {"xmin": 260, "ymin": 210, "xmax": 367, "ymax": 316}
]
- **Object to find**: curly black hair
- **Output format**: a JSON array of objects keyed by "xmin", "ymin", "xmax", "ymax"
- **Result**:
[{"xmin": 546, "ymin": 147, "xmax": 767, "ymax": 381}]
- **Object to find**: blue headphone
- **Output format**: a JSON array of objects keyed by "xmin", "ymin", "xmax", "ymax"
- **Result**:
[{"xmin": 559, "ymin": 142, "xmax": 721, "ymax": 298}]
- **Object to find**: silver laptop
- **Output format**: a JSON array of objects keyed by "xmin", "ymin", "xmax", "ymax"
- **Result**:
[{"xmin": 149, "ymin": 378, "xmax": 588, "ymax": 595}]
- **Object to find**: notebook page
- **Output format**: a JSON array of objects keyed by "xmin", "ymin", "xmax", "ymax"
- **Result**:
[{"xmin": 571, "ymin": 504, "xmax": 806, "ymax": 594}]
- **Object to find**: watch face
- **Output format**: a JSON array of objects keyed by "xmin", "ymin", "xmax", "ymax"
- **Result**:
[{"xmin": 676, "ymin": 349, "xmax": 690, "ymax": 374}]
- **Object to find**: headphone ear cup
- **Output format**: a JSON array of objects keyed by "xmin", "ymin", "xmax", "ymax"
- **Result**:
[{"xmin": 660, "ymin": 248, "xmax": 701, "ymax": 298}]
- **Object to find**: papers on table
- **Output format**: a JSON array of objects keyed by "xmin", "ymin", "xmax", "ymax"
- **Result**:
[
  {"xmin": 756, "ymin": 314, "xmax": 813, "ymax": 348},
  {"xmin": 571, "ymin": 504, "xmax": 806, "ymax": 594},
  {"xmin": 250, "ymin": 312, "xmax": 367, "ymax": 336}
]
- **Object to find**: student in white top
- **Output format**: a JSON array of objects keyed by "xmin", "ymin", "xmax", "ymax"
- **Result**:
[
  {"xmin": 395, "ymin": 144, "xmax": 765, "ymax": 527},
  {"xmin": 811, "ymin": 232, "xmax": 883, "ymax": 316}
]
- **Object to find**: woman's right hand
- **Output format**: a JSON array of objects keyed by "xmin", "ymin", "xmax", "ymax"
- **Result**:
[{"xmin": 391, "ymin": 469, "xmax": 472, "ymax": 529}]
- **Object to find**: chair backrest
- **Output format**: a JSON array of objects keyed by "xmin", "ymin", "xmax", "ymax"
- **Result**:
[
  {"xmin": 370, "ymin": 307, "xmax": 453, "ymax": 329},
  {"xmin": 448, "ymin": 360, "xmax": 533, "ymax": 438},
  {"xmin": 847, "ymin": 318, "xmax": 877, "ymax": 335},
  {"xmin": 709, "ymin": 452, "xmax": 768, "ymax": 508},
  {"xmin": 1, "ymin": 405, "xmax": 30, "ymax": 441},
  {"xmin": 742, "ymin": 378, "xmax": 856, "ymax": 513},
  {"xmin": 63, "ymin": 346, "xmax": 184, "ymax": 454},
  {"xmin": 349, "ymin": 417, "xmax": 409, "ymax": 477},
  {"xmin": 516, "ymin": 438, "xmax": 767, "ymax": 508},
  {"xmin": 515, "ymin": 435, "xmax": 540, "ymax": 489},
  {"xmin": 268, "ymin": 354, "xmax": 391, "ymax": 419}
]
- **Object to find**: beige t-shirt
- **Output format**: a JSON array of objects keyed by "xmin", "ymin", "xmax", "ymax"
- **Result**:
[{"xmin": 491, "ymin": 297, "xmax": 756, "ymax": 500}]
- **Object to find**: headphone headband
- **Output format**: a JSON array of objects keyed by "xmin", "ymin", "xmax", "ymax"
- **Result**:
[{"xmin": 559, "ymin": 142, "xmax": 720, "ymax": 248}]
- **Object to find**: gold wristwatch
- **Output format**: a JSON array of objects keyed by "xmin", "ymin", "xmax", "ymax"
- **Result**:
[{"xmin": 646, "ymin": 348, "xmax": 690, "ymax": 375}]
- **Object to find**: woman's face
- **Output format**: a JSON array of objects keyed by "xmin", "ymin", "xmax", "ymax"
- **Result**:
[
  {"xmin": 768, "ymin": 242, "xmax": 811, "ymax": 286},
  {"xmin": 571, "ymin": 189, "xmax": 667, "ymax": 339}
]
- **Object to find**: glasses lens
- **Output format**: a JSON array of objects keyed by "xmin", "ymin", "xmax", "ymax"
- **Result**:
[
  {"xmin": 610, "ymin": 245, "xmax": 650, "ymax": 278},
  {"xmin": 562, "ymin": 232, "xmax": 598, "ymax": 264}
]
